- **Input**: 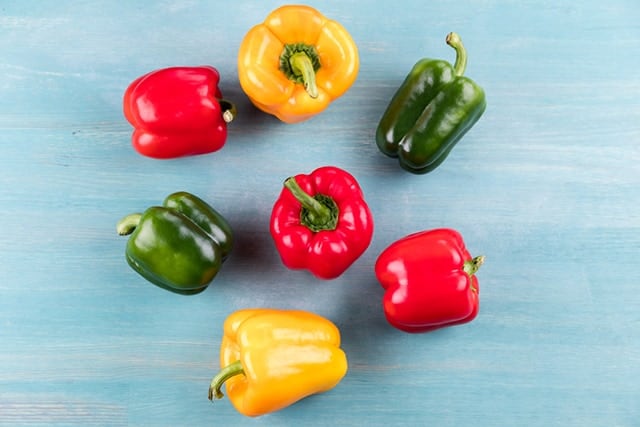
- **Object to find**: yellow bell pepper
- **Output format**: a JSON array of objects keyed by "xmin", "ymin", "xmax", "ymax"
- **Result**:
[
  {"xmin": 208, "ymin": 308, "xmax": 348, "ymax": 417},
  {"xmin": 237, "ymin": 5, "xmax": 359, "ymax": 123}
]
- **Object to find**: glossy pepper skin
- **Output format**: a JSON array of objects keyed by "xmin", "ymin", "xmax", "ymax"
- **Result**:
[
  {"xmin": 270, "ymin": 166, "xmax": 374, "ymax": 279},
  {"xmin": 116, "ymin": 192, "xmax": 233, "ymax": 295},
  {"xmin": 123, "ymin": 66, "xmax": 236, "ymax": 159},
  {"xmin": 375, "ymin": 228, "xmax": 484, "ymax": 333},
  {"xmin": 208, "ymin": 308, "xmax": 348, "ymax": 417},
  {"xmin": 237, "ymin": 5, "xmax": 359, "ymax": 123},
  {"xmin": 376, "ymin": 33, "xmax": 486, "ymax": 174}
]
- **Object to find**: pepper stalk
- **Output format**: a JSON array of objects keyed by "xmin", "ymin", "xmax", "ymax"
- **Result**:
[
  {"xmin": 209, "ymin": 360, "xmax": 244, "ymax": 401},
  {"xmin": 283, "ymin": 177, "xmax": 338, "ymax": 232},
  {"xmin": 116, "ymin": 213, "xmax": 142, "ymax": 235},
  {"xmin": 463, "ymin": 255, "xmax": 485, "ymax": 293},
  {"xmin": 445, "ymin": 32, "xmax": 467, "ymax": 77},
  {"xmin": 218, "ymin": 99, "xmax": 237, "ymax": 123},
  {"xmin": 279, "ymin": 43, "xmax": 321, "ymax": 99}
]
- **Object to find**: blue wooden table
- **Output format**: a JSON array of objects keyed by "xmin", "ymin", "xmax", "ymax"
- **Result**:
[{"xmin": 1, "ymin": 1, "xmax": 639, "ymax": 426}]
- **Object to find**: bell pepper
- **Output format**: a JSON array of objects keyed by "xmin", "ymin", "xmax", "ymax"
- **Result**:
[
  {"xmin": 208, "ymin": 308, "xmax": 348, "ymax": 417},
  {"xmin": 116, "ymin": 191, "xmax": 233, "ymax": 295},
  {"xmin": 270, "ymin": 166, "xmax": 374, "ymax": 279},
  {"xmin": 237, "ymin": 5, "xmax": 359, "ymax": 123},
  {"xmin": 123, "ymin": 66, "xmax": 236, "ymax": 159},
  {"xmin": 376, "ymin": 32, "xmax": 486, "ymax": 174},
  {"xmin": 375, "ymin": 228, "xmax": 484, "ymax": 333}
]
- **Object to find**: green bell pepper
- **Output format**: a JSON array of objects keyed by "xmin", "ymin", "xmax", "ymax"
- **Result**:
[
  {"xmin": 116, "ymin": 191, "xmax": 233, "ymax": 295},
  {"xmin": 376, "ymin": 32, "xmax": 486, "ymax": 174}
]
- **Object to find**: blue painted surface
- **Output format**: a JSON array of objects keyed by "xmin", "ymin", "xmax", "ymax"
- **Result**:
[{"xmin": 1, "ymin": 1, "xmax": 639, "ymax": 426}]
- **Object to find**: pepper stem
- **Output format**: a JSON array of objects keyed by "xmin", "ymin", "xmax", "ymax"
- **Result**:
[
  {"xmin": 116, "ymin": 213, "xmax": 142, "ymax": 236},
  {"xmin": 283, "ymin": 177, "xmax": 338, "ymax": 232},
  {"xmin": 218, "ymin": 99, "xmax": 236, "ymax": 123},
  {"xmin": 208, "ymin": 360, "xmax": 244, "ymax": 401},
  {"xmin": 289, "ymin": 52, "xmax": 318, "ymax": 98},
  {"xmin": 446, "ymin": 32, "xmax": 467, "ymax": 76},
  {"xmin": 279, "ymin": 43, "xmax": 321, "ymax": 99},
  {"xmin": 463, "ymin": 255, "xmax": 485, "ymax": 277}
]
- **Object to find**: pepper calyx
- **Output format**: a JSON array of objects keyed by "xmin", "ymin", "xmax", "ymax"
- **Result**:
[
  {"xmin": 283, "ymin": 177, "xmax": 338, "ymax": 232},
  {"xmin": 280, "ymin": 43, "xmax": 321, "ymax": 98}
]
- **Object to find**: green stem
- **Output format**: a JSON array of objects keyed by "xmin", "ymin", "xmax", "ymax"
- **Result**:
[
  {"xmin": 208, "ymin": 360, "xmax": 244, "ymax": 401},
  {"xmin": 116, "ymin": 213, "xmax": 142, "ymax": 236},
  {"xmin": 279, "ymin": 43, "xmax": 321, "ymax": 99},
  {"xmin": 283, "ymin": 177, "xmax": 338, "ymax": 232},
  {"xmin": 463, "ymin": 255, "xmax": 485, "ymax": 278},
  {"xmin": 446, "ymin": 32, "xmax": 467, "ymax": 76},
  {"xmin": 218, "ymin": 98, "xmax": 236, "ymax": 123},
  {"xmin": 289, "ymin": 52, "xmax": 318, "ymax": 98}
]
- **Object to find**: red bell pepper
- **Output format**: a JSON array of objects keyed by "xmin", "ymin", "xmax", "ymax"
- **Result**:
[
  {"xmin": 375, "ymin": 228, "xmax": 484, "ymax": 333},
  {"xmin": 123, "ymin": 66, "xmax": 235, "ymax": 159},
  {"xmin": 270, "ymin": 166, "xmax": 374, "ymax": 280}
]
